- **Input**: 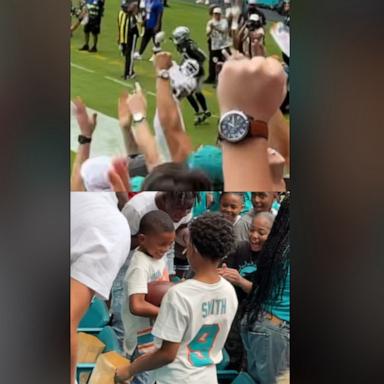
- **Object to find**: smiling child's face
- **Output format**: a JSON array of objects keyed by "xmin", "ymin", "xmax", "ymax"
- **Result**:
[
  {"xmin": 139, "ymin": 231, "xmax": 176, "ymax": 259},
  {"xmin": 220, "ymin": 194, "xmax": 244, "ymax": 223},
  {"xmin": 249, "ymin": 215, "xmax": 272, "ymax": 252}
]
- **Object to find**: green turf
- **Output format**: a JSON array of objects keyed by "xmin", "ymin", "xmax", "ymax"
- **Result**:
[{"xmin": 71, "ymin": 0, "xmax": 282, "ymax": 151}]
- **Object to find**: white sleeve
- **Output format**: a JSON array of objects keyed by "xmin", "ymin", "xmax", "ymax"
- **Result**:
[
  {"xmin": 127, "ymin": 262, "xmax": 150, "ymax": 296},
  {"xmin": 152, "ymin": 288, "xmax": 188, "ymax": 343},
  {"xmin": 121, "ymin": 203, "xmax": 141, "ymax": 235},
  {"xmin": 71, "ymin": 219, "xmax": 130, "ymax": 300}
]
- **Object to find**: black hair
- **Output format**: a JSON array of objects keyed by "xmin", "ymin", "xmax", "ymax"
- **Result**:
[
  {"xmin": 139, "ymin": 210, "xmax": 175, "ymax": 235},
  {"xmin": 189, "ymin": 212, "xmax": 234, "ymax": 262},
  {"xmin": 252, "ymin": 211, "xmax": 275, "ymax": 226},
  {"xmin": 162, "ymin": 191, "xmax": 197, "ymax": 208},
  {"xmin": 141, "ymin": 162, "xmax": 212, "ymax": 191},
  {"xmin": 219, "ymin": 192, "xmax": 244, "ymax": 203},
  {"xmin": 241, "ymin": 194, "xmax": 290, "ymax": 326}
]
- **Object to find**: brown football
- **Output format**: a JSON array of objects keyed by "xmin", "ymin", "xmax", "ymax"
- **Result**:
[{"xmin": 145, "ymin": 281, "xmax": 174, "ymax": 307}]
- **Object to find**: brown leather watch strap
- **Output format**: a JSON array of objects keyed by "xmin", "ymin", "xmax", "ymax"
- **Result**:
[{"xmin": 249, "ymin": 119, "xmax": 268, "ymax": 140}]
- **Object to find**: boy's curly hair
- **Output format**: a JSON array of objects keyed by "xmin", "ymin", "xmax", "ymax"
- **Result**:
[{"xmin": 189, "ymin": 212, "xmax": 234, "ymax": 262}]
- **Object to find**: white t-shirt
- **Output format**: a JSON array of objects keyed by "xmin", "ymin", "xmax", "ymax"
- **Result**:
[
  {"xmin": 71, "ymin": 192, "xmax": 131, "ymax": 300},
  {"xmin": 207, "ymin": 19, "xmax": 231, "ymax": 51},
  {"xmin": 122, "ymin": 249, "xmax": 169, "ymax": 356},
  {"xmin": 152, "ymin": 277, "xmax": 238, "ymax": 384},
  {"xmin": 121, "ymin": 192, "xmax": 192, "ymax": 273}
]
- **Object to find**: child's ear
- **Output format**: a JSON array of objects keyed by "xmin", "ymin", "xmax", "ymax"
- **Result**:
[{"xmin": 138, "ymin": 233, "xmax": 145, "ymax": 245}]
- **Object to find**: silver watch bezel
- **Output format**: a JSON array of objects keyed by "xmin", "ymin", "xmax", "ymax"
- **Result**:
[
  {"xmin": 218, "ymin": 110, "xmax": 250, "ymax": 143},
  {"xmin": 132, "ymin": 112, "xmax": 146, "ymax": 123},
  {"xmin": 157, "ymin": 69, "xmax": 170, "ymax": 80}
]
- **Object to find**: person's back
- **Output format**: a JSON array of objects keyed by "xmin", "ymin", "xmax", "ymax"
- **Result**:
[
  {"xmin": 71, "ymin": 192, "xmax": 131, "ymax": 300},
  {"xmin": 152, "ymin": 277, "xmax": 238, "ymax": 383}
]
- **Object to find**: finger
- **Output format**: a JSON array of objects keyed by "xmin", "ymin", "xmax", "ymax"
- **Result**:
[
  {"xmin": 134, "ymin": 82, "xmax": 142, "ymax": 93},
  {"xmin": 108, "ymin": 169, "xmax": 126, "ymax": 192},
  {"xmin": 119, "ymin": 91, "xmax": 129, "ymax": 104},
  {"xmin": 222, "ymin": 263, "xmax": 227, "ymax": 268},
  {"xmin": 92, "ymin": 113, "xmax": 97, "ymax": 126},
  {"xmin": 112, "ymin": 157, "xmax": 131, "ymax": 193},
  {"xmin": 222, "ymin": 49, "xmax": 231, "ymax": 60},
  {"xmin": 73, "ymin": 97, "xmax": 85, "ymax": 110}
]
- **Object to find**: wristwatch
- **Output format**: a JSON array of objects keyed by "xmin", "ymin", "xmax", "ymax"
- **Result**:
[
  {"xmin": 132, "ymin": 112, "xmax": 146, "ymax": 124},
  {"xmin": 156, "ymin": 69, "xmax": 170, "ymax": 80},
  {"xmin": 218, "ymin": 110, "xmax": 268, "ymax": 143},
  {"xmin": 78, "ymin": 134, "xmax": 92, "ymax": 144}
]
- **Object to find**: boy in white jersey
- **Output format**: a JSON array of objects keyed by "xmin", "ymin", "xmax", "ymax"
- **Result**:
[
  {"xmin": 121, "ymin": 210, "xmax": 175, "ymax": 384},
  {"xmin": 116, "ymin": 212, "xmax": 238, "ymax": 384}
]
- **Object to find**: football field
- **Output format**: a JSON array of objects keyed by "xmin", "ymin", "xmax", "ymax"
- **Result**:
[{"xmin": 70, "ymin": 0, "xmax": 282, "ymax": 160}]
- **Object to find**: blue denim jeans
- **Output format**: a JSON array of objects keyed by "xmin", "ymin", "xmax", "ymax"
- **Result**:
[
  {"xmin": 110, "ymin": 260, "xmax": 130, "ymax": 351},
  {"xmin": 240, "ymin": 313, "xmax": 290, "ymax": 384}
]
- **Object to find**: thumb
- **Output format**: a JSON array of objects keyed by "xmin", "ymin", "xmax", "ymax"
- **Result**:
[
  {"xmin": 108, "ymin": 169, "xmax": 126, "ymax": 192},
  {"xmin": 222, "ymin": 263, "xmax": 227, "ymax": 268},
  {"xmin": 92, "ymin": 113, "xmax": 97, "ymax": 126}
]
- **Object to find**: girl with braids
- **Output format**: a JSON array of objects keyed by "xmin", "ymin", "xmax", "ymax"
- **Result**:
[{"xmin": 240, "ymin": 194, "xmax": 290, "ymax": 384}]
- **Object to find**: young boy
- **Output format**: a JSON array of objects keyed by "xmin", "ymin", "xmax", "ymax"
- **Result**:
[
  {"xmin": 121, "ymin": 210, "xmax": 175, "ymax": 384},
  {"xmin": 116, "ymin": 212, "xmax": 238, "ymax": 384},
  {"xmin": 219, "ymin": 192, "xmax": 245, "ymax": 243}
]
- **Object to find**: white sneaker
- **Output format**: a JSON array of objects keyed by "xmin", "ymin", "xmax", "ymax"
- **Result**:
[
  {"xmin": 133, "ymin": 52, "xmax": 142, "ymax": 60},
  {"xmin": 204, "ymin": 0, "xmax": 209, "ymax": 4},
  {"xmin": 196, "ymin": 0, "xmax": 202, "ymax": 3}
]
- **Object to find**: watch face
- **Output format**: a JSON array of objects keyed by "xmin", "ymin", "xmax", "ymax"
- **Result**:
[
  {"xmin": 219, "ymin": 112, "xmax": 249, "ymax": 142},
  {"xmin": 161, "ymin": 71, "xmax": 170, "ymax": 79},
  {"xmin": 133, "ymin": 112, "xmax": 144, "ymax": 122}
]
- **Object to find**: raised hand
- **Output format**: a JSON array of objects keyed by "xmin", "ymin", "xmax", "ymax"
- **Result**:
[
  {"xmin": 217, "ymin": 56, "xmax": 287, "ymax": 123},
  {"xmin": 118, "ymin": 91, "xmax": 132, "ymax": 128},
  {"xmin": 73, "ymin": 97, "xmax": 97, "ymax": 138},
  {"xmin": 154, "ymin": 51, "xmax": 173, "ymax": 71}
]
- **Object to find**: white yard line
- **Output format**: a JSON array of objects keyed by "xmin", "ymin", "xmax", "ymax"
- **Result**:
[
  {"xmin": 104, "ymin": 76, "xmax": 134, "ymax": 88},
  {"xmin": 70, "ymin": 62, "xmax": 95, "ymax": 73}
]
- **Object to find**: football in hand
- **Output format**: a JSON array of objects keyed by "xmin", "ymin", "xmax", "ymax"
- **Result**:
[{"xmin": 145, "ymin": 281, "xmax": 174, "ymax": 307}]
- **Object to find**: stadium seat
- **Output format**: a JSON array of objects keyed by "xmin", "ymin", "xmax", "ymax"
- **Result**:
[
  {"xmin": 78, "ymin": 297, "xmax": 110, "ymax": 331},
  {"xmin": 97, "ymin": 326, "xmax": 122, "ymax": 354},
  {"xmin": 230, "ymin": 372, "xmax": 256, "ymax": 384},
  {"xmin": 217, "ymin": 348, "xmax": 230, "ymax": 370}
]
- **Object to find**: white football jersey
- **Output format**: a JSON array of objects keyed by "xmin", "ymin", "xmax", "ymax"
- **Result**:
[{"xmin": 152, "ymin": 277, "xmax": 238, "ymax": 384}]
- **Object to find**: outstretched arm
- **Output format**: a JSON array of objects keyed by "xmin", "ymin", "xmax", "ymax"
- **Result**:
[
  {"xmin": 126, "ymin": 84, "xmax": 160, "ymax": 171},
  {"xmin": 115, "ymin": 340, "xmax": 180, "ymax": 382},
  {"xmin": 71, "ymin": 98, "xmax": 97, "ymax": 191},
  {"xmin": 118, "ymin": 91, "xmax": 140, "ymax": 156},
  {"xmin": 70, "ymin": 278, "xmax": 94, "ymax": 384},
  {"xmin": 154, "ymin": 52, "xmax": 193, "ymax": 163}
]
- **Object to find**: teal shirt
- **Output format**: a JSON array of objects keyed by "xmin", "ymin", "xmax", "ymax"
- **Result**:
[
  {"xmin": 192, "ymin": 192, "xmax": 210, "ymax": 217},
  {"xmin": 187, "ymin": 145, "xmax": 223, "ymax": 190},
  {"xmin": 130, "ymin": 176, "xmax": 145, "ymax": 192},
  {"xmin": 266, "ymin": 265, "xmax": 290, "ymax": 322}
]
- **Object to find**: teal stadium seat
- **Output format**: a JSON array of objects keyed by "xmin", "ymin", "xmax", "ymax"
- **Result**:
[
  {"xmin": 97, "ymin": 326, "xmax": 122, "ymax": 353},
  {"xmin": 217, "ymin": 348, "xmax": 230, "ymax": 370},
  {"xmin": 231, "ymin": 372, "xmax": 256, "ymax": 384},
  {"xmin": 78, "ymin": 297, "xmax": 110, "ymax": 332}
]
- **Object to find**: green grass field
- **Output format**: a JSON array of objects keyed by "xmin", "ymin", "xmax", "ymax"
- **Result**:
[{"xmin": 71, "ymin": 0, "xmax": 281, "ymax": 155}]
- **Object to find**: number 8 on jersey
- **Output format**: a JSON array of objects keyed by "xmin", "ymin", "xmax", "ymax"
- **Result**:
[{"xmin": 187, "ymin": 324, "xmax": 220, "ymax": 367}]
